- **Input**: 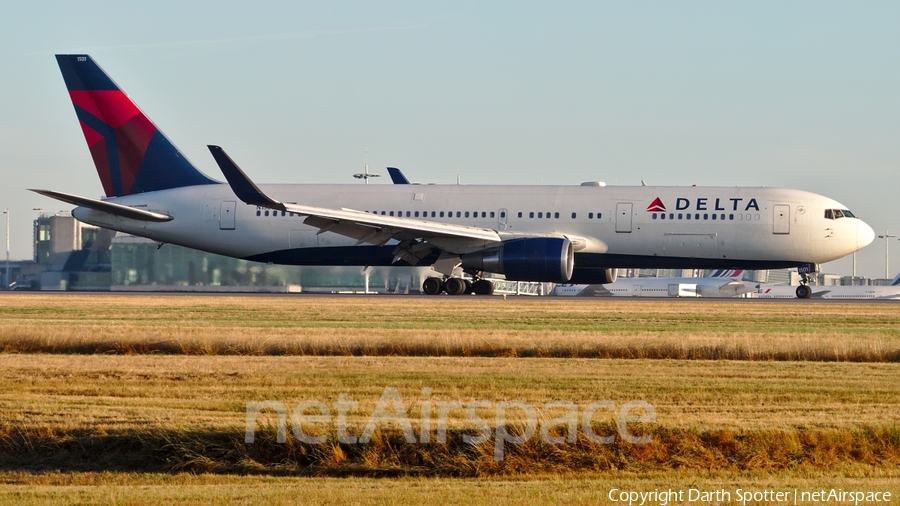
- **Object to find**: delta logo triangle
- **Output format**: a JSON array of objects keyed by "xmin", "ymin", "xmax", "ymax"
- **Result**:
[{"xmin": 647, "ymin": 197, "xmax": 666, "ymax": 212}]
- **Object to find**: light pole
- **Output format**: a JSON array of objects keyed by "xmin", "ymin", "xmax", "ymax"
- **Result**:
[
  {"xmin": 878, "ymin": 230, "xmax": 896, "ymax": 280},
  {"xmin": 3, "ymin": 209, "xmax": 8, "ymax": 290}
]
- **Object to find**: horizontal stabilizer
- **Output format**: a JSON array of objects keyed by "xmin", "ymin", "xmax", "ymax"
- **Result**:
[{"xmin": 29, "ymin": 189, "xmax": 173, "ymax": 222}]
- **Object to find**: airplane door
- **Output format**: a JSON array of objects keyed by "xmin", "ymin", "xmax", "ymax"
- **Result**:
[
  {"xmin": 616, "ymin": 203, "xmax": 633, "ymax": 233},
  {"xmin": 219, "ymin": 201, "xmax": 236, "ymax": 230},
  {"xmin": 631, "ymin": 284, "xmax": 641, "ymax": 297},
  {"xmin": 773, "ymin": 205, "xmax": 790, "ymax": 234},
  {"xmin": 498, "ymin": 208, "xmax": 508, "ymax": 230}
]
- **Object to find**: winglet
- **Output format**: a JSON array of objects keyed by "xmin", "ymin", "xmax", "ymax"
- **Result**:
[
  {"xmin": 207, "ymin": 145, "xmax": 286, "ymax": 211},
  {"xmin": 387, "ymin": 167, "xmax": 410, "ymax": 184}
]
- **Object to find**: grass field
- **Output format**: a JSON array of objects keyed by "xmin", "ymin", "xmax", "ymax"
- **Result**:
[{"xmin": 1, "ymin": 294, "xmax": 898, "ymax": 504}]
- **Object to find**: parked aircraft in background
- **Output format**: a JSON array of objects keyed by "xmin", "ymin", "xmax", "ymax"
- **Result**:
[
  {"xmin": 754, "ymin": 273, "xmax": 900, "ymax": 299},
  {"xmin": 553, "ymin": 269, "xmax": 751, "ymax": 297},
  {"xmin": 33, "ymin": 55, "xmax": 875, "ymax": 297},
  {"xmin": 387, "ymin": 168, "xmax": 410, "ymax": 184}
]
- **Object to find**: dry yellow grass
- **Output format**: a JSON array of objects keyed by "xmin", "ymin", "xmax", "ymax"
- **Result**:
[
  {"xmin": 1, "ymin": 294, "xmax": 898, "ymax": 361},
  {"xmin": 1, "ymin": 294, "xmax": 899, "ymax": 503},
  {"xmin": 2, "ymin": 468, "xmax": 899, "ymax": 506}
]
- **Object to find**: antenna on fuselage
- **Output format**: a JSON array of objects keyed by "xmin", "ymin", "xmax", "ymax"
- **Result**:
[{"xmin": 353, "ymin": 148, "xmax": 381, "ymax": 184}]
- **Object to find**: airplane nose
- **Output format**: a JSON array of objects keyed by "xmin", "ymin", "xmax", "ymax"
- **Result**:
[{"xmin": 858, "ymin": 220, "xmax": 875, "ymax": 249}]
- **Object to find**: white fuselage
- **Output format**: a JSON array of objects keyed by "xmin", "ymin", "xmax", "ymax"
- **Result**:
[
  {"xmin": 72, "ymin": 183, "xmax": 874, "ymax": 275},
  {"xmin": 754, "ymin": 284, "xmax": 900, "ymax": 300},
  {"xmin": 554, "ymin": 275, "xmax": 750, "ymax": 298}
]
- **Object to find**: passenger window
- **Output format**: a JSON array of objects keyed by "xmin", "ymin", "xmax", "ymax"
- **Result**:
[
  {"xmin": 440, "ymin": 211, "xmax": 444, "ymax": 217},
  {"xmin": 554, "ymin": 212, "xmax": 559, "ymax": 219},
  {"xmin": 390, "ymin": 211, "xmax": 394, "ymax": 216},
  {"xmin": 669, "ymin": 213, "xmax": 674, "ymax": 220},
  {"xmin": 256, "ymin": 210, "xmax": 261, "ymax": 216},
  {"xmin": 491, "ymin": 212, "xmax": 496, "ymax": 218},
  {"xmin": 712, "ymin": 214, "xmax": 717, "ymax": 220},
  {"xmin": 703, "ymin": 214, "xmax": 708, "ymax": 220},
  {"xmin": 686, "ymin": 213, "xmax": 691, "ymax": 220},
  {"xmin": 652, "ymin": 213, "xmax": 657, "ymax": 220},
  {"xmin": 264, "ymin": 210, "xmax": 269, "ymax": 216},
  {"xmin": 281, "ymin": 211, "xmax": 286, "ymax": 217},
  {"xmin": 571, "ymin": 212, "xmax": 576, "ymax": 219},
  {"xmin": 465, "ymin": 212, "xmax": 470, "ymax": 218},
  {"xmin": 482, "ymin": 212, "xmax": 487, "ymax": 218},
  {"xmin": 661, "ymin": 213, "xmax": 666, "ymax": 220},
  {"xmin": 678, "ymin": 213, "xmax": 682, "ymax": 219},
  {"xmin": 597, "ymin": 212, "xmax": 602, "ymax": 219},
  {"xmin": 415, "ymin": 211, "xmax": 419, "ymax": 217},
  {"xmin": 517, "ymin": 212, "xmax": 522, "ymax": 218},
  {"xmin": 588, "ymin": 212, "xmax": 594, "ymax": 219},
  {"xmin": 530, "ymin": 212, "xmax": 535, "ymax": 218},
  {"xmin": 729, "ymin": 214, "xmax": 734, "ymax": 220}
]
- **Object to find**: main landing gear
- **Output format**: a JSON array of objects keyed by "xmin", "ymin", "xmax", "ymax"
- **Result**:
[
  {"xmin": 422, "ymin": 276, "xmax": 495, "ymax": 296},
  {"xmin": 795, "ymin": 273, "xmax": 812, "ymax": 299}
]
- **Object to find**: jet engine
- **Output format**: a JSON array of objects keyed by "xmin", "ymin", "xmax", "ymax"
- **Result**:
[{"xmin": 461, "ymin": 237, "xmax": 574, "ymax": 283}]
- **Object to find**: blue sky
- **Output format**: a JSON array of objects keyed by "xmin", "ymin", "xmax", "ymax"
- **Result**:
[{"xmin": 2, "ymin": 1, "xmax": 898, "ymax": 278}]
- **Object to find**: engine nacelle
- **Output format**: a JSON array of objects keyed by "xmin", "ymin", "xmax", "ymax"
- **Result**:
[{"xmin": 461, "ymin": 237, "xmax": 574, "ymax": 282}]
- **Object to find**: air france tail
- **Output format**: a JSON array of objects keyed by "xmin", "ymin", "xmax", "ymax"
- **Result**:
[{"xmin": 55, "ymin": 55, "xmax": 217, "ymax": 197}]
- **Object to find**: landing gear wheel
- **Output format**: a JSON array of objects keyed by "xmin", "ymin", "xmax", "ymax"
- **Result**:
[
  {"xmin": 444, "ymin": 277, "xmax": 468, "ymax": 296},
  {"xmin": 472, "ymin": 279, "xmax": 495, "ymax": 295},
  {"xmin": 422, "ymin": 277, "xmax": 444, "ymax": 296},
  {"xmin": 795, "ymin": 285, "xmax": 812, "ymax": 299},
  {"xmin": 464, "ymin": 279, "xmax": 473, "ymax": 294}
]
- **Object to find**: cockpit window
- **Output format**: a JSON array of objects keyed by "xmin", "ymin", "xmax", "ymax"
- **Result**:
[{"xmin": 824, "ymin": 208, "xmax": 857, "ymax": 220}]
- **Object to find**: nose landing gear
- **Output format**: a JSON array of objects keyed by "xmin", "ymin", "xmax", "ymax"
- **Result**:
[{"xmin": 795, "ymin": 272, "xmax": 813, "ymax": 299}]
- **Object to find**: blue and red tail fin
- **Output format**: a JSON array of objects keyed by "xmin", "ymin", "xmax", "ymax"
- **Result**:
[{"xmin": 56, "ymin": 55, "xmax": 217, "ymax": 197}]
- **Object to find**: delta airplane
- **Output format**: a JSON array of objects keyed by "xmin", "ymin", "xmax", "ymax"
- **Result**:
[
  {"xmin": 754, "ymin": 273, "xmax": 900, "ymax": 300},
  {"xmin": 33, "ymin": 55, "xmax": 876, "ymax": 297},
  {"xmin": 553, "ymin": 270, "xmax": 751, "ymax": 297}
]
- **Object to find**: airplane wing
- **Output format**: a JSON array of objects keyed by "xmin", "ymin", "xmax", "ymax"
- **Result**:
[
  {"xmin": 29, "ymin": 189, "xmax": 173, "ymax": 222},
  {"xmin": 208, "ymin": 146, "xmax": 502, "ymax": 248}
]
